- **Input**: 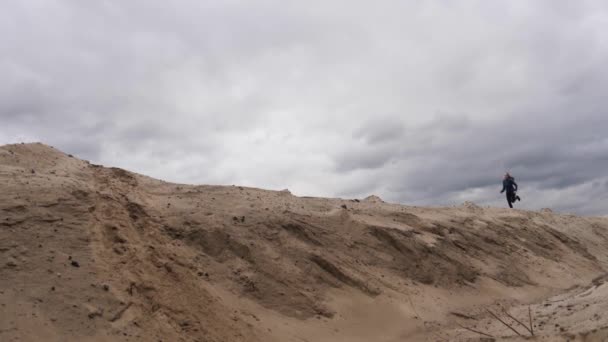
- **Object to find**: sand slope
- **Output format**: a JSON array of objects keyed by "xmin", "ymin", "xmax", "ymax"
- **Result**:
[{"xmin": 2, "ymin": 143, "xmax": 608, "ymax": 341}]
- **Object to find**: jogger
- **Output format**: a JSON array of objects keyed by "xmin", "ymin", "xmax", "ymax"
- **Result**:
[{"xmin": 500, "ymin": 173, "xmax": 520, "ymax": 208}]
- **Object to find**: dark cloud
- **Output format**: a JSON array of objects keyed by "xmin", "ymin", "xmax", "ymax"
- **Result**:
[
  {"xmin": 334, "ymin": 144, "xmax": 396, "ymax": 172},
  {"xmin": 1, "ymin": 1, "xmax": 608, "ymax": 215},
  {"xmin": 353, "ymin": 117, "xmax": 405, "ymax": 145}
]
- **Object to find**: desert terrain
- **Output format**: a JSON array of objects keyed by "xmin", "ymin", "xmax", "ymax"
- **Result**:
[{"xmin": 2, "ymin": 143, "xmax": 608, "ymax": 341}]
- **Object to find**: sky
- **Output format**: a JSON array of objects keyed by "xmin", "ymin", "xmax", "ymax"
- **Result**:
[{"xmin": 2, "ymin": 1, "xmax": 608, "ymax": 215}]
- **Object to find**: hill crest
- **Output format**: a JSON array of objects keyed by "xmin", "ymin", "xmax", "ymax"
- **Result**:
[{"xmin": 2, "ymin": 142, "xmax": 608, "ymax": 341}]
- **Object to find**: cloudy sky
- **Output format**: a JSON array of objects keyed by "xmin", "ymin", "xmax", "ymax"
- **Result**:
[{"xmin": 2, "ymin": 1, "xmax": 608, "ymax": 215}]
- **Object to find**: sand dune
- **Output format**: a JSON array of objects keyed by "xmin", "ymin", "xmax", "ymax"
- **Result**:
[{"xmin": 2, "ymin": 143, "xmax": 608, "ymax": 341}]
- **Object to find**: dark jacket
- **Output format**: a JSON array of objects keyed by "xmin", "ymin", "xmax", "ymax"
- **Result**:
[{"xmin": 501, "ymin": 177, "xmax": 518, "ymax": 193}]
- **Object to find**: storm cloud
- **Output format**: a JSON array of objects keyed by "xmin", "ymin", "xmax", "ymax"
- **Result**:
[{"xmin": 2, "ymin": 1, "xmax": 608, "ymax": 215}]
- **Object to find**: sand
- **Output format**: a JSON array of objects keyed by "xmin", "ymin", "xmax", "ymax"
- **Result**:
[{"xmin": 2, "ymin": 142, "xmax": 608, "ymax": 341}]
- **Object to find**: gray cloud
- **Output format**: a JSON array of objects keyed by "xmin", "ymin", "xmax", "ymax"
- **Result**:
[
  {"xmin": 1, "ymin": 1, "xmax": 608, "ymax": 215},
  {"xmin": 353, "ymin": 117, "xmax": 405, "ymax": 145}
]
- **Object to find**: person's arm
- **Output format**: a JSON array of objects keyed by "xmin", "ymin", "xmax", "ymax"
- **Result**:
[
  {"xmin": 513, "ymin": 181, "xmax": 518, "ymax": 191},
  {"xmin": 500, "ymin": 181, "xmax": 506, "ymax": 193}
]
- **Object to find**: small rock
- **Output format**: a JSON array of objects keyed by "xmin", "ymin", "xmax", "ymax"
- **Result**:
[
  {"xmin": 31, "ymin": 169, "xmax": 36, "ymax": 174},
  {"xmin": 341, "ymin": 204, "xmax": 347, "ymax": 209},
  {"xmin": 6, "ymin": 260, "xmax": 17, "ymax": 267},
  {"xmin": 70, "ymin": 260, "xmax": 80, "ymax": 268},
  {"xmin": 51, "ymin": 286, "xmax": 55, "ymax": 291},
  {"xmin": 102, "ymin": 284, "xmax": 110, "ymax": 291},
  {"xmin": 363, "ymin": 195, "xmax": 384, "ymax": 203},
  {"xmin": 87, "ymin": 307, "xmax": 103, "ymax": 319}
]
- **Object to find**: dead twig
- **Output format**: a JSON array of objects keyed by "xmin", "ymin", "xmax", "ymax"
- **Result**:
[
  {"xmin": 449, "ymin": 311, "xmax": 476, "ymax": 320},
  {"xmin": 529, "ymin": 306, "xmax": 534, "ymax": 336},
  {"xmin": 109, "ymin": 302, "xmax": 133, "ymax": 322},
  {"xmin": 502, "ymin": 308, "xmax": 533, "ymax": 336},
  {"xmin": 405, "ymin": 290, "xmax": 420, "ymax": 320},
  {"xmin": 486, "ymin": 309, "xmax": 522, "ymax": 336},
  {"xmin": 456, "ymin": 322, "xmax": 494, "ymax": 338}
]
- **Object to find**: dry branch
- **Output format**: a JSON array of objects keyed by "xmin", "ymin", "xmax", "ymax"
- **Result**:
[
  {"xmin": 456, "ymin": 322, "xmax": 494, "ymax": 338},
  {"xmin": 502, "ymin": 308, "xmax": 533, "ymax": 336},
  {"xmin": 486, "ymin": 309, "xmax": 522, "ymax": 336},
  {"xmin": 528, "ymin": 306, "xmax": 534, "ymax": 336}
]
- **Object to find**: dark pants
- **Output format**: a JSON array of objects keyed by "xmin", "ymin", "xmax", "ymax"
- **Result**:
[{"xmin": 506, "ymin": 191, "xmax": 516, "ymax": 208}]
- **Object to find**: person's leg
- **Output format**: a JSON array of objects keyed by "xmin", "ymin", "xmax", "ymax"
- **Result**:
[{"xmin": 506, "ymin": 192, "xmax": 513, "ymax": 208}]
